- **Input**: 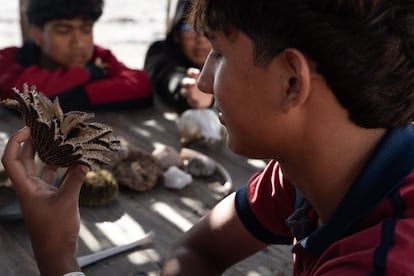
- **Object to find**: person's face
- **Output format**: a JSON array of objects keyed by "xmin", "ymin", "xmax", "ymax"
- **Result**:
[
  {"xmin": 31, "ymin": 18, "xmax": 95, "ymax": 69},
  {"xmin": 197, "ymin": 30, "xmax": 291, "ymax": 158},
  {"xmin": 178, "ymin": 24, "xmax": 212, "ymax": 67}
]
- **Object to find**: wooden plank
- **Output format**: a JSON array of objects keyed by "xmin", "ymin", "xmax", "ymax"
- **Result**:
[{"xmin": 0, "ymin": 224, "xmax": 38, "ymax": 275}]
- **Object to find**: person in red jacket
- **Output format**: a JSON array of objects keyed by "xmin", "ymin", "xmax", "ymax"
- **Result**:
[
  {"xmin": 0, "ymin": 0, "xmax": 153, "ymax": 112},
  {"xmin": 5, "ymin": 1, "xmax": 414, "ymax": 276}
]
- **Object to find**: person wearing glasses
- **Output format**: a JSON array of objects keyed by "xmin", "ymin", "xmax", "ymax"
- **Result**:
[
  {"xmin": 5, "ymin": 0, "xmax": 414, "ymax": 275},
  {"xmin": 144, "ymin": 0, "xmax": 213, "ymax": 111}
]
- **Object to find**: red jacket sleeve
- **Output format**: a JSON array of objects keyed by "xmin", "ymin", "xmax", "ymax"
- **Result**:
[
  {"xmin": 0, "ymin": 45, "xmax": 153, "ymax": 110},
  {"xmin": 85, "ymin": 46, "xmax": 153, "ymax": 106},
  {"xmin": 0, "ymin": 46, "xmax": 89, "ymax": 98}
]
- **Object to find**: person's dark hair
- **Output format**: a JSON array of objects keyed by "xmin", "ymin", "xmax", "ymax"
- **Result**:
[
  {"xmin": 167, "ymin": 0, "xmax": 192, "ymax": 43},
  {"xmin": 189, "ymin": 0, "xmax": 414, "ymax": 129},
  {"xmin": 27, "ymin": 0, "xmax": 104, "ymax": 28}
]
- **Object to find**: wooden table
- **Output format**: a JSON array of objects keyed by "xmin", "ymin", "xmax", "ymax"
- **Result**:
[{"xmin": 0, "ymin": 99, "xmax": 293, "ymax": 276}]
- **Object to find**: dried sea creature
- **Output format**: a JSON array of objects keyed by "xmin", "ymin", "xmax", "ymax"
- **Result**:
[
  {"xmin": 2, "ymin": 84, "xmax": 120, "ymax": 168},
  {"xmin": 79, "ymin": 169, "xmax": 118, "ymax": 206},
  {"xmin": 113, "ymin": 148, "xmax": 162, "ymax": 192}
]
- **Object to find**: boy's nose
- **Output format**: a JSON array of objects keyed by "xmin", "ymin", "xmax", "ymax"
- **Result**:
[
  {"xmin": 197, "ymin": 68, "xmax": 214, "ymax": 95},
  {"xmin": 72, "ymin": 32, "xmax": 86, "ymax": 47},
  {"xmin": 197, "ymin": 50, "xmax": 216, "ymax": 95}
]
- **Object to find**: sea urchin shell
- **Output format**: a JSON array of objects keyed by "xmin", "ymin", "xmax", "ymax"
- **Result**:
[{"xmin": 4, "ymin": 84, "xmax": 120, "ymax": 168}]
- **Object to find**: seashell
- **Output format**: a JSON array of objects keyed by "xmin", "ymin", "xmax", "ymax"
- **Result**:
[
  {"xmin": 79, "ymin": 169, "xmax": 118, "ymax": 206},
  {"xmin": 187, "ymin": 155, "xmax": 216, "ymax": 177},
  {"xmin": 180, "ymin": 148, "xmax": 233, "ymax": 194},
  {"xmin": 163, "ymin": 166, "xmax": 193, "ymax": 190},
  {"xmin": 176, "ymin": 109, "xmax": 224, "ymax": 144},
  {"xmin": 2, "ymin": 84, "xmax": 120, "ymax": 169},
  {"xmin": 113, "ymin": 148, "xmax": 162, "ymax": 192},
  {"xmin": 152, "ymin": 145, "xmax": 183, "ymax": 170}
]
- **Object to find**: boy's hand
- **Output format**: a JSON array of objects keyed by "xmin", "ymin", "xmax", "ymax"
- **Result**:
[
  {"xmin": 1, "ymin": 127, "xmax": 89, "ymax": 276},
  {"xmin": 180, "ymin": 68, "xmax": 214, "ymax": 108}
]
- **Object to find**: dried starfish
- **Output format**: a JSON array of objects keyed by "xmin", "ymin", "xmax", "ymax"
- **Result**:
[{"xmin": 2, "ymin": 84, "xmax": 119, "ymax": 168}]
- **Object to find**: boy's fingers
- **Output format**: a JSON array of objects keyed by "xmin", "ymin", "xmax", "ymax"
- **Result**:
[
  {"xmin": 187, "ymin": 67, "xmax": 200, "ymax": 78},
  {"xmin": 1, "ymin": 127, "xmax": 31, "ymax": 169},
  {"xmin": 19, "ymin": 132, "xmax": 35, "ymax": 160},
  {"xmin": 180, "ymin": 78, "xmax": 196, "ymax": 98},
  {"xmin": 1, "ymin": 128, "xmax": 35, "ymax": 193},
  {"xmin": 181, "ymin": 77, "xmax": 196, "ymax": 87},
  {"xmin": 180, "ymin": 87, "xmax": 188, "ymax": 97},
  {"xmin": 20, "ymin": 139, "xmax": 37, "ymax": 175},
  {"xmin": 40, "ymin": 164, "xmax": 58, "ymax": 185},
  {"xmin": 58, "ymin": 164, "xmax": 89, "ymax": 199}
]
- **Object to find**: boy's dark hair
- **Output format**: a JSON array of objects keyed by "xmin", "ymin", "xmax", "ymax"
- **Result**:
[
  {"xmin": 189, "ymin": 0, "xmax": 414, "ymax": 129},
  {"xmin": 27, "ymin": 0, "xmax": 104, "ymax": 28}
]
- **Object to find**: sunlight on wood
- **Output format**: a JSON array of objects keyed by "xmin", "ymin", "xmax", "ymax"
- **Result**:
[
  {"xmin": 130, "ymin": 126, "xmax": 151, "ymax": 137},
  {"xmin": 163, "ymin": 111, "xmax": 179, "ymax": 121},
  {"xmin": 128, "ymin": 243, "xmax": 160, "ymax": 266},
  {"xmin": 0, "ymin": 131, "xmax": 8, "ymax": 138},
  {"xmin": 151, "ymin": 201, "xmax": 193, "ymax": 232},
  {"xmin": 96, "ymin": 213, "xmax": 146, "ymax": 244},
  {"xmin": 153, "ymin": 142, "xmax": 169, "ymax": 152},
  {"xmin": 143, "ymin": 119, "xmax": 166, "ymax": 132},
  {"xmin": 95, "ymin": 213, "xmax": 156, "ymax": 265},
  {"xmin": 79, "ymin": 222, "xmax": 103, "ymax": 252},
  {"xmin": 247, "ymin": 159, "xmax": 267, "ymax": 169},
  {"xmin": 246, "ymin": 272, "xmax": 262, "ymax": 276},
  {"xmin": 128, "ymin": 246, "xmax": 159, "ymax": 266},
  {"xmin": 180, "ymin": 197, "xmax": 206, "ymax": 214},
  {"xmin": 246, "ymin": 266, "xmax": 275, "ymax": 276}
]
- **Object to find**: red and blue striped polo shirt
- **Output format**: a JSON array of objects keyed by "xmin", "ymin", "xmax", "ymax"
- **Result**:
[{"xmin": 235, "ymin": 125, "xmax": 414, "ymax": 275}]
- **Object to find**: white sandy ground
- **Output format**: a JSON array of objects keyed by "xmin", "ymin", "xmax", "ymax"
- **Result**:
[{"xmin": 0, "ymin": 0, "xmax": 180, "ymax": 69}]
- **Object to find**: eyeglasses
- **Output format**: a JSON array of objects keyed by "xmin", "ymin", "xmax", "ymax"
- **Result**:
[
  {"xmin": 180, "ymin": 24, "xmax": 199, "ymax": 39},
  {"xmin": 181, "ymin": 24, "xmax": 194, "ymax": 32}
]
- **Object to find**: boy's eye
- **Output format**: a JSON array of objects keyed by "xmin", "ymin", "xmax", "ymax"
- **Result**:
[{"xmin": 54, "ymin": 26, "xmax": 71, "ymax": 34}]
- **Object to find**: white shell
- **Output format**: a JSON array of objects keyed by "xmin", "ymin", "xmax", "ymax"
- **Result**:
[
  {"xmin": 176, "ymin": 109, "xmax": 223, "ymax": 144},
  {"xmin": 187, "ymin": 155, "xmax": 216, "ymax": 177},
  {"xmin": 163, "ymin": 166, "xmax": 193, "ymax": 190},
  {"xmin": 152, "ymin": 145, "xmax": 183, "ymax": 170}
]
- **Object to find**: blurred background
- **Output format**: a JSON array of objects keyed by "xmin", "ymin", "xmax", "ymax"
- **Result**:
[{"xmin": 0, "ymin": 0, "xmax": 180, "ymax": 69}]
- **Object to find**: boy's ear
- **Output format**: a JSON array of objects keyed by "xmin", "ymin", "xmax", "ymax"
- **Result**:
[
  {"xmin": 280, "ymin": 48, "xmax": 312, "ymax": 113},
  {"xmin": 30, "ymin": 25, "xmax": 43, "ymax": 47}
]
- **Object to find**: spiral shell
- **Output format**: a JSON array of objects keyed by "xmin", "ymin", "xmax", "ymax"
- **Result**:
[{"xmin": 4, "ymin": 84, "xmax": 120, "ymax": 168}]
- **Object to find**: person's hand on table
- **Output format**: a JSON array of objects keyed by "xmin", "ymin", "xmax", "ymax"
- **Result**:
[
  {"xmin": 180, "ymin": 68, "xmax": 214, "ymax": 108},
  {"xmin": 1, "ymin": 127, "xmax": 89, "ymax": 276}
]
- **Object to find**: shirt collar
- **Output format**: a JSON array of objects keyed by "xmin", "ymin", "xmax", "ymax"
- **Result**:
[{"xmin": 304, "ymin": 125, "xmax": 414, "ymax": 257}]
